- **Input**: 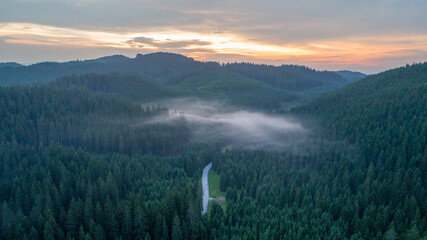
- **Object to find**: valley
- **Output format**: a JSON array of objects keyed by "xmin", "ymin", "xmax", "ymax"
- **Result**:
[
  {"xmin": 0, "ymin": 55, "xmax": 425, "ymax": 240},
  {"xmin": 1, "ymin": 0, "xmax": 426, "ymax": 239}
]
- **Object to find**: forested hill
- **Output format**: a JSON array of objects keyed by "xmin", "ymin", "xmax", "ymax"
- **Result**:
[
  {"xmin": 49, "ymin": 72, "xmax": 299, "ymax": 109},
  {"xmin": 172, "ymin": 71, "xmax": 300, "ymax": 109},
  {"xmin": 0, "ymin": 85, "xmax": 189, "ymax": 155},
  {"xmin": 0, "ymin": 84, "xmax": 209, "ymax": 240},
  {"xmin": 0, "ymin": 52, "xmax": 363, "ymax": 93},
  {"xmin": 335, "ymin": 70, "xmax": 367, "ymax": 82},
  {"xmin": 222, "ymin": 63, "xmax": 352, "ymax": 91},
  {"xmin": 292, "ymin": 63, "xmax": 427, "ymax": 237},
  {"xmin": 294, "ymin": 63, "xmax": 426, "ymax": 161},
  {"xmin": 51, "ymin": 73, "xmax": 175, "ymax": 102}
]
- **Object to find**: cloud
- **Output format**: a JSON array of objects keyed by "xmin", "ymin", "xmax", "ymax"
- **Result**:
[
  {"xmin": 0, "ymin": 21, "xmax": 426, "ymax": 73},
  {"xmin": 1, "ymin": 0, "xmax": 426, "ymax": 41},
  {"xmin": 185, "ymin": 111, "xmax": 305, "ymax": 150},
  {"xmin": 146, "ymin": 98, "xmax": 307, "ymax": 150},
  {"xmin": 127, "ymin": 36, "xmax": 212, "ymax": 49},
  {"xmin": 130, "ymin": 37, "xmax": 154, "ymax": 45}
]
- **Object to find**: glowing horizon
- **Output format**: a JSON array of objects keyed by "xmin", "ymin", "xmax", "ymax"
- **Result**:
[
  {"xmin": 0, "ymin": 0, "xmax": 426, "ymax": 74},
  {"xmin": 1, "ymin": 22, "xmax": 425, "ymax": 73}
]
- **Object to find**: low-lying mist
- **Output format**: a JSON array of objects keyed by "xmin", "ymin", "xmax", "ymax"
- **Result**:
[{"xmin": 147, "ymin": 98, "xmax": 308, "ymax": 151}]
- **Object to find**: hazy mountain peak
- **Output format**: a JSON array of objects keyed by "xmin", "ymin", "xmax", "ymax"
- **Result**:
[
  {"xmin": 136, "ymin": 52, "xmax": 195, "ymax": 61},
  {"xmin": 335, "ymin": 70, "xmax": 367, "ymax": 82},
  {"xmin": 0, "ymin": 62, "xmax": 22, "ymax": 68},
  {"xmin": 90, "ymin": 55, "xmax": 130, "ymax": 63}
]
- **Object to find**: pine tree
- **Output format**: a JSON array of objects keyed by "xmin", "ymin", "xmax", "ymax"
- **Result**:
[
  {"xmin": 79, "ymin": 225, "xmax": 86, "ymax": 240},
  {"xmin": 171, "ymin": 215, "xmax": 183, "ymax": 240},
  {"xmin": 93, "ymin": 225, "xmax": 106, "ymax": 240},
  {"xmin": 403, "ymin": 224, "xmax": 421, "ymax": 240},
  {"xmin": 29, "ymin": 227, "xmax": 40, "ymax": 240},
  {"xmin": 122, "ymin": 205, "xmax": 132, "ymax": 239},
  {"xmin": 43, "ymin": 222, "xmax": 55, "ymax": 240},
  {"xmin": 383, "ymin": 222, "xmax": 398, "ymax": 240},
  {"xmin": 133, "ymin": 204, "xmax": 147, "ymax": 239}
]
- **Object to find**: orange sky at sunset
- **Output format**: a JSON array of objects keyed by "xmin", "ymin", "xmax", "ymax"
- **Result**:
[{"xmin": 1, "ymin": 0, "xmax": 426, "ymax": 73}]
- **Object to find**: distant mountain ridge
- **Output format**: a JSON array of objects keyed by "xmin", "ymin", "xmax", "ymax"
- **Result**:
[
  {"xmin": 0, "ymin": 52, "xmax": 364, "ymax": 91},
  {"xmin": 335, "ymin": 70, "xmax": 367, "ymax": 82},
  {"xmin": 87, "ymin": 55, "xmax": 131, "ymax": 63},
  {"xmin": 222, "ymin": 63, "xmax": 357, "ymax": 91}
]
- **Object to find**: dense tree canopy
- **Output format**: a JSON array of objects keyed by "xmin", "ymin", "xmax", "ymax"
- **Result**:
[{"xmin": 0, "ymin": 62, "xmax": 425, "ymax": 239}]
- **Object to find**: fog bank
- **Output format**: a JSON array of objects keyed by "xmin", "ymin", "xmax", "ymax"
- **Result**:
[{"xmin": 149, "ymin": 98, "xmax": 307, "ymax": 150}]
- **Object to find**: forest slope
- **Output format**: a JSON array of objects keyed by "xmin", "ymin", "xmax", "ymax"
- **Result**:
[
  {"xmin": 294, "ymin": 63, "xmax": 426, "ymax": 167},
  {"xmin": 173, "ymin": 71, "xmax": 300, "ymax": 109},
  {"xmin": 293, "ymin": 63, "xmax": 427, "ymax": 236},
  {"xmin": 0, "ymin": 53, "xmax": 361, "ymax": 96},
  {"xmin": 206, "ymin": 63, "xmax": 426, "ymax": 239},
  {"xmin": 0, "ymin": 63, "xmax": 425, "ymax": 240},
  {"xmin": 52, "ymin": 73, "xmax": 175, "ymax": 102}
]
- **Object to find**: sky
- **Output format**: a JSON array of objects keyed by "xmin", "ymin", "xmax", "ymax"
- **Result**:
[{"xmin": 0, "ymin": 0, "xmax": 426, "ymax": 73}]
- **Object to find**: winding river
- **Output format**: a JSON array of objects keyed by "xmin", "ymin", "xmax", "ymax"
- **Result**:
[{"xmin": 201, "ymin": 162, "xmax": 212, "ymax": 215}]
